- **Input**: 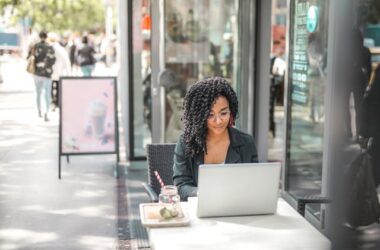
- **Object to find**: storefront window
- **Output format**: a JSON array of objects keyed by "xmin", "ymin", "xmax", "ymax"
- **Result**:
[
  {"xmin": 285, "ymin": 0, "xmax": 329, "ymax": 216},
  {"xmin": 163, "ymin": 0, "xmax": 240, "ymax": 142}
]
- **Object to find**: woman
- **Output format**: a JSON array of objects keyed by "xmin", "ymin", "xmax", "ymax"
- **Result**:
[{"xmin": 173, "ymin": 77, "xmax": 258, "ymax": 201}]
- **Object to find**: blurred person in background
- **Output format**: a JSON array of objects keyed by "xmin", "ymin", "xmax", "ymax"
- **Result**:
[
  {"xmin": 269, "ymin": 40, "xmax": 286, "ymax": 137},
  {"xmin": 59, "ymin": 32, "xmax": 69, "ymax": 48},
  {"xmin": 307, "ymin": 33, "xmax": 326, "ymax": 124},
  {"xmin": 68, "ymin": 33, "xmax": 81, "ymax": 75},
  {"xmin": 77, "ymin": 35, "xmax": 96, "ymax": 76},
  {"xmin": 48, "ymin": 33, "xmax": 71, "ymax": 111},
  {"xmin": 28, "ymin": 31, "xmax": 56, "ymax": 121},
  {"xmin": 99, "ymin": 32, "xmax": 107, "ymax": 64}
]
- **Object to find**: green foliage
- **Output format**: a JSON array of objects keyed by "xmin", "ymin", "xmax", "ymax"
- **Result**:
[{"xmin": 0, "ymin": 0, "xmax": 106, "ymax": 32}]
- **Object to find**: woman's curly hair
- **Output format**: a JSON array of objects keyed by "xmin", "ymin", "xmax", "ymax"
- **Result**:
[{"xmin": 182, "ymin": 77, "xmax": 238, "ymax": 158}]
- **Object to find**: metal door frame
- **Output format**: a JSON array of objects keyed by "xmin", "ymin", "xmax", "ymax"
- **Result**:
[{"xmin": 150, "ymin": 0, "xmax": 165, "ymax": 143}]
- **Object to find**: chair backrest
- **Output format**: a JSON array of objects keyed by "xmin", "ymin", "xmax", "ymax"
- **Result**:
[{"xmin": 146, "ymin": 143, "xmax": 176, "ymax": 195}]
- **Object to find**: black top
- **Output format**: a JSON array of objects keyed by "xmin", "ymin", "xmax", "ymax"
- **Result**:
[
  {"xmin": 173, "ymin": 127, "xmax": 258, "ymax": 201},
  {"xmin": 32, "ymin": 41, "xmax": 56, "ymax": 78},
  {"xmin": 77, "ymin": 45, "xmax": 95, "ymax": 66}
]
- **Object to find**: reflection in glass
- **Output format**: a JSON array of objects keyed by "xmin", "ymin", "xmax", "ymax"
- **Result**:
[
  {"xmin": 132, "ymin": 0, "xmax": 152, "ymax": 157},
  {"xmin": 286, "ymin": 0, "xmax": 329, "ymax": 216},
  {"xmin": 333, "ymin": 2, "xmax": 380, "ymax": 248},
  {"xmin": 163, "ymin": 0, "xmax": 240, "ymax": 142},
  {"xmin": 268, "ymin": 0, "xmax": 287, "ymax": 162},
  {"xmin": 356, "ymin": 0, "xmax": 380, "ymax": 197}
]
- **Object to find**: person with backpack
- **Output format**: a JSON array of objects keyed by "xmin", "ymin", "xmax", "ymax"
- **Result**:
[{"xmin": 28, "ymin": 31, "xmax": 56, "ymax": 121}]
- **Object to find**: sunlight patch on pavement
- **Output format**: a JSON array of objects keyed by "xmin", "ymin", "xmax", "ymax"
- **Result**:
[
  {"xmin": 0, "ymin": 190, "xmax": 16, "ymax": 196},
  {"xmin": 0, "ymin": 109, "xmax": 59, "ymax": 125},
  {"xmin": 0, "ymin": 138, "xmax": 41, "ymax": 147},
  {"xmin": 19, "ymin": 149, "xmax": 38, "ymax": 154},
  {"xmin": 78, "ymin": 235, "xmax": 116, "ymax": 250},
  {"xmin": 0, "ymin": 228, "xmax": 59, "ymax": 244},
  {"xmin": 0, "ymin": 171, "xmax": 11, "ymax": 177},
  {"xmin": 49, "ymin": 205, "xmax": 115, "ymax": 219},
  {"xmin": 0, "ymin": 243, "xmax": 19, "ymax": 250},
  {"xmin": 0, "ymin": 183, "xmax": 21, "ymax": 189},
  {"xmin": 20, "ymin": 205, "xmax": 45, "ymax": 211},
  {"xmin": 74, "ymin": 189, "xmax": 107, "ymax": 198},
  {"xmin": 6, "ymin": 159, "xmax": 51, "ymax": 165},
  {"xmin": 0, "ymin": 60, "xmax": 35, "ymax": 92}
]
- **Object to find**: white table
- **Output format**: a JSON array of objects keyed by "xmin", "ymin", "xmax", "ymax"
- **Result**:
[{"xmin": 147, "ymin": 197, "xmax": 331, "ymax": 250}]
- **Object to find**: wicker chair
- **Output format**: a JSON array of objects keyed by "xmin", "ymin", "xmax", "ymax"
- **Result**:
[{"xmin": 142, "ymin": 143, "xmax": 176, "ymax": 202}]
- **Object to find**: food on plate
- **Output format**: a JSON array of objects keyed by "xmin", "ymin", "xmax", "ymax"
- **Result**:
[{"xmin": 159, "ymin": 206, "xmax": 179, "ymax": 219}]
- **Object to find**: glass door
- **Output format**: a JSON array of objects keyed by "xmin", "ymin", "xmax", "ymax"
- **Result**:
[
  {"xmin": 151, "ymin": 0, "xmax": 242, "ymax": 143},
  {"xmin": 284, "ymin": 0, "xmax": 329, "ymax": 221},
  {"xmin": 129, "ymin": 0, "xmax": 152, "ymax": 158}
]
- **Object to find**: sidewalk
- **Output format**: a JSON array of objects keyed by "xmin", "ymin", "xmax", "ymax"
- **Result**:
[{"xmin": 0, "ymin": 58, "xmax": 131, "ymax": 250}]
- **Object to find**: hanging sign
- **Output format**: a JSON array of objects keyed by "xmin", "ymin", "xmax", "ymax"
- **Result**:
[{"xmin": 306, "ymin": 6, "xmax": 319, "ymax": 33}]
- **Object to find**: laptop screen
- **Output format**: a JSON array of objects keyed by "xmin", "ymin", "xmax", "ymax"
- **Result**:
[{"xmin": 197, "ymin": 162, "xmax": 281, "ymax": 218}]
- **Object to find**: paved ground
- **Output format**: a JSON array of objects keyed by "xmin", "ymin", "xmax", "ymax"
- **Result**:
[
  {"xmin": 3, "ymin": 55, "xmax": 380, "ymax": 250},
  {"xmin": 0, "ymin": 57, "xmax": 131, "ymax": 250}
]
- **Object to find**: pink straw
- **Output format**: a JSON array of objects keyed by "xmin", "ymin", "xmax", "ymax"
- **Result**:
[{"xmin": 154, "ymin": 170, "xmax": 165, "ymax": 188}]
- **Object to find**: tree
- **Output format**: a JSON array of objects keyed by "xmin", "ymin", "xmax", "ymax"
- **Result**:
[{"xmin": 0, "ymin": 0, "xmax": 106, "ymax": 32}]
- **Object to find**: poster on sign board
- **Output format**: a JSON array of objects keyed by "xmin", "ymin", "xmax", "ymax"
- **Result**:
[{"xmin": 59, "ymin": 77, "xmax": 118, "ymax": 154}]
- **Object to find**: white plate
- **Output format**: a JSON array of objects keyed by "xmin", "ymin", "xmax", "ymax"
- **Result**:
[{"xmin": 139, "ymin": 203, "xmax": 190, "ymax": 228}]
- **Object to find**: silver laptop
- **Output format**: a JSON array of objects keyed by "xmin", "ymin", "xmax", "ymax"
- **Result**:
[{"xmin": 197, "ymin": 162, "xmax": 281, "ymax": 218}]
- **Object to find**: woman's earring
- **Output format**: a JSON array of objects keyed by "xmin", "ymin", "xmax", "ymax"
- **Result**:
[{"xmin": 228, "ymin": 116, "xmax": 234, "ymax": 127}]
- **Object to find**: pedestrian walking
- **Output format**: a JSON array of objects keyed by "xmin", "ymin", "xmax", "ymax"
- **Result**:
[
  {"xmin": 77, "ymin": 36, "xmax": 96, "ymax": 76},
  {"xmin": 28, "ymin": 31, "xmax": 56, "ymax": 121}
]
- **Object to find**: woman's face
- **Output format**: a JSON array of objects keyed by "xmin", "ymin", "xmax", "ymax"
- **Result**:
[{"xmin": 207, "ymin": 96, "xmax": 231, "ymax": 136}]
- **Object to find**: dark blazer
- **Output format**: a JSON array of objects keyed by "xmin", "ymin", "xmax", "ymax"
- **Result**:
[{"xmin": 173, "ymin": 127, "xmax": 258, "ymax": 201}]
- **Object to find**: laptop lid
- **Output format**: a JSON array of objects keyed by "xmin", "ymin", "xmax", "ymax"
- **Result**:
[{"xmin": 197, "ymin": 162, "xmax": 281, "ymax": 218}]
